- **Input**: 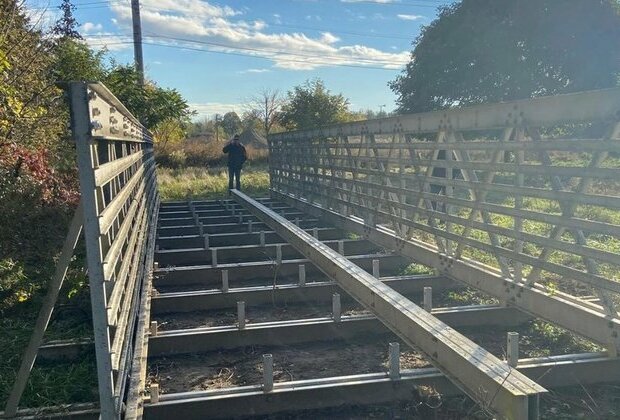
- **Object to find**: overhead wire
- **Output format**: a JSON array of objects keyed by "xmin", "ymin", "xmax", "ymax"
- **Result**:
[
  {"xmin": 86, "ymin": 39, "xmax": 407, "ymax": 71},
  {"xmin": 141, "ymin": 32, "xmax": 408, "ymax": 66}
]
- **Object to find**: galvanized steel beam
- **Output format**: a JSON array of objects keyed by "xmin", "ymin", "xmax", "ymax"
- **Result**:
[
  {"xmin": 151, "ymin": 275, "xmax": 455, "ymax": 313},
  {"xmin": 233, "ymin": 191, "xmax": 545, "ymax": 419},
  {"xmin": 154, "ymin": 253, "xmax": 406, "ymax": 288},
  {"xmin": 148, "ymin": 306, "xmax": 531, "ymax": 356},
  {"xmin": 143, "ymin": 353, "xmax": 618, "ymax": 420},
  {"xmin": 156, "ymin": 227, "xmax": 343, "ymax": 249}
]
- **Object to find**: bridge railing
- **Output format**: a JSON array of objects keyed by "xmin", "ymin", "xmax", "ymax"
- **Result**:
[
  {"xmin": 70, "ymin": 82, "xmax": 159, "ymax": 418},
  {"xmin": 269, "ymin": 88, "xmax": 620, "ymax": 354}
]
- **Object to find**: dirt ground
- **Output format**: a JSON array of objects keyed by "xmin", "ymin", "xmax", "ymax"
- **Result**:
[
  {"xmin": 148, "ymin": 337, "xmax": 430, "ymax": 394},
  {"xmin": 152, "ymin": 284, "xmax": 473, "ymax": 330}
]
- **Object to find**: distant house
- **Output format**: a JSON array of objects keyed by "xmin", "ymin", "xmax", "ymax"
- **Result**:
[{"xmin": 238, "ymin": 128, "xmax": 268, "ymax": 149}]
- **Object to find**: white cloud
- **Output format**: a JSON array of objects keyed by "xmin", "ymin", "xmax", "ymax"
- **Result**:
[
  {"xmin": 103, "ymin": 0, "xmax": 409, "ymax": 71},
  {"xmin": 81, "ymin": 22, "xmax": 103, "ymax": 33},
  {"xmin": 237, "ymin": 68, "xmax": 271, "ymax": 74},
  {"xmin": 85, "ymin": 32, "xmax": 133, "ymax": 51},
  {"xmin": 190, "ymin": 102, "xmax": 246, "ymax": 119},
  {"xmin": 397, "ymin": 14, "xmax": 424, "ymax": 21},
  {"xmin": 320, "ymin": 32, "xmax": 340, "ymax": 44}
]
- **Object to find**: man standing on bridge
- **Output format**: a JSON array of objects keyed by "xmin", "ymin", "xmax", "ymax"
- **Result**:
[{"xmin": 223, "ymin": 134, "xmax": 247, "ymax": 193}]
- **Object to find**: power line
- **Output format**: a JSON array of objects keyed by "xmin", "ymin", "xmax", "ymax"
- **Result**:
[
  {"xmin": 340, "ymin": 0, "xmax": 449, "ymax": 5},
  {"xmin": 87, "ymin": 40, "xmax": 407, "ymax": 71},
  {"xmin": 255, "ymin": 22, "xmax": 415, "ymax": 41},
  {"xmin": 141, "ymin": 32, "xmax": 408, "ymax": 66},
  {"xmin": 27, "ymin": 1, "xmax": 125, "ymax": 11},
  {"xmin": 84, "ymin": 32, "xmax": 410, "ymax": 66}
]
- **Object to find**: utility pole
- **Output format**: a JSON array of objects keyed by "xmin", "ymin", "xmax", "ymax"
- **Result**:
[
  {"xmin": 264, "ymin": 97, "xmax": 269, "ymax": 136},
  {"xmin": 131, "ymin": 0, "xmax": 145, "ymax": 87},
  {"xmin": 215, "ymin": 114, "xmax": 220, "ymax": 142}
]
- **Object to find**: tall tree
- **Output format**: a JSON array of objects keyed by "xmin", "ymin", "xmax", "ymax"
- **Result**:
[
  {"xmin": 52, "ymin": 0, "xmax": 82, "ymax": 39},
  {"xmin": 221, "ymin": 111, "xmax": 242, "ymax": 138},
  {"xmin": 280, "ymin": 79, "xmax": 351, "ymax": 130},
  {"xmin": 52, "ymin": 40, "xmax": 108, "ymax": 84},
  {"xmin": 390, "ymin": 0, "xmax": 620, "ymax": 114},
  {"xmin": 245, "ymin": 89, "xmax": 284, "ymax": 136},
  {"xmin": 151, "ymin": 118, "xmax": 187, "ymax": 152},
  {"xmin": 103, "ymin": 65, "xmax": 193, "ymax": 129},
  {"xmin": 1, "ymin": 1, "xmax": 63, "ymax": 150}
]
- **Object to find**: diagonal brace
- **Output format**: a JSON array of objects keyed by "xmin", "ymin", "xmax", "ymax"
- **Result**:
[{"xmin": 233, "ymin": 190, "xmax": 545, "ymax": 420}]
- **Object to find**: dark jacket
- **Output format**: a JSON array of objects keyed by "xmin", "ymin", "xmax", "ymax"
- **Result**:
[{"xmin": 223, "ymin": 142, "xmax": 247, "ymax": 168}]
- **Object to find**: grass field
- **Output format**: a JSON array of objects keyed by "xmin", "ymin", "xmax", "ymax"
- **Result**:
[{"xmin": 158, "ymin": 164, "xmax": 270, "ymax": 201}]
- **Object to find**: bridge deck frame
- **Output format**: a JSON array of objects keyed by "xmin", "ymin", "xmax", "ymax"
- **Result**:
[{"xmin": 232, "ymin": 191, "xmax": 545, "ymax": 420}]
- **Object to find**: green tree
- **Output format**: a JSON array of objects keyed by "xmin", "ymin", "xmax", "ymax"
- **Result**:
[
  {"xmin": 52, "ymin": 40, "xmax": 108, "ymax": 85},
  {"xmin": 0, "ymin": 2, "xmax": 63, "ymax": 150},
  {"xmin": 103, "ymin": 65, "xmax": 193, "ymax": 129},
  {"xmin": 152, "ymin": 118, "xmax": 187, "ymax": 152},
  {"xmin": 390, "ymin": 0, "xmax": 620, "ymax": 114},
  {"xmin": 280, "ymin": 79, "xmax": 351, "ymax": 130},
  {"xmin": 52, "ymin": 0, "xmax": 82, "ymax": 39},
  {"xmin": 221, "ymin": 111, "xmax": 242, "ymax": 137}
]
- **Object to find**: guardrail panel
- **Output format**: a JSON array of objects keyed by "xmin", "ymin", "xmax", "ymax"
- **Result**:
[
  {"xmin": 70, "ymin": 82, "xmax": 159, "ymax": 418},
  {"xmin": 269, "ymin": 88, "xmax": 620, "ymax": 354}
]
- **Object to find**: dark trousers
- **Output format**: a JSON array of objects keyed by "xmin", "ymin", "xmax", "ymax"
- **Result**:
[{"xmin": 228, "ymin": 166, "xmax": 242, "ymax": 191}]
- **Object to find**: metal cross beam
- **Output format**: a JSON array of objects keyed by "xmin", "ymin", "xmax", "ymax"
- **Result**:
[
  {"xmin": 143, "ymin": 352, "xmax": 618, "ymax": 420},
  {"xmin": 233, "ymin": 190, "xmax": 545, "ymax": 420}
]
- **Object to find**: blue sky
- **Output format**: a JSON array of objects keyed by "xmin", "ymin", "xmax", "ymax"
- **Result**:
[{"xmin": 27, "ymin": 0, "xmax": 453, "ymax": 119}]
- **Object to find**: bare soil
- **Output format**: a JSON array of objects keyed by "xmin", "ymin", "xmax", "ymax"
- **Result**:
[{"xmin": 148, "ymin": 337, "xmax": 430, "ymax": 394}]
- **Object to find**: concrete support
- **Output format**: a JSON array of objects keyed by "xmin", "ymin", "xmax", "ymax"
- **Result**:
[
  {"xmin": 508, "ymin": 332, "xmax": 519, "ymax": 368},
  {"xmin": 150, "ymin": 384, "xmax": 160, "ymax": 404},
  {"xmin": 211, "ymin": 248, "xmax": 218, "ymax": 267},
  {"xmin": 332, "ymin": 293, "xmax": 341, "ymax": 322},
  {"xmin": 298, "ymin": 264, "xmax": 306, "ymax": 286},
  {"xmin": 372, "ymin": 259, "xmax": 380, "ymax": 278},
  {"xmin": 389, "ymin": 342, "xmax": 400, "ymax": 380},
  {"xmin": 237, "ymin": 301, "xmax": 246, "ymax": 330},
  {"xmin": 221, "ymin": 270, "xmax": 229, "ymax": 293},
  {"xmin": 423, "ymin": 287, "xmax": 432, "ymax": 312},
  {"xmin": 263, "ymin": 354, "xmax": 273, "ymax": 392}
]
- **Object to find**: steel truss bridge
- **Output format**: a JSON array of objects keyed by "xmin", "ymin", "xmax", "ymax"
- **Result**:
[{"xmin": 3, "ymin": 83, "xmax": 620, "ymax": 419}]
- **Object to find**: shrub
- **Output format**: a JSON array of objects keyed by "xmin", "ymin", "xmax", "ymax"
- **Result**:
[
  {"xmin": 0, "ymin": 144, "xmax": 79, "ymax": 313},
  {"xmin": 156, "ymin": 140, "xmax": 268, "ymax": 169}
]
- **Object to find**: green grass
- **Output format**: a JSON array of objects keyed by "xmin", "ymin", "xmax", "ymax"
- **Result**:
[
  {"xmin": 399, "ymin": 262, "xmax": 434, "ymax": 276},
  {"xmin": 158, "ymin": 164, "xmax": 270, "ymax": 201},
  {"xmin": 0, "ymin": 312, "xmax": 97, "ymax": 409}
]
